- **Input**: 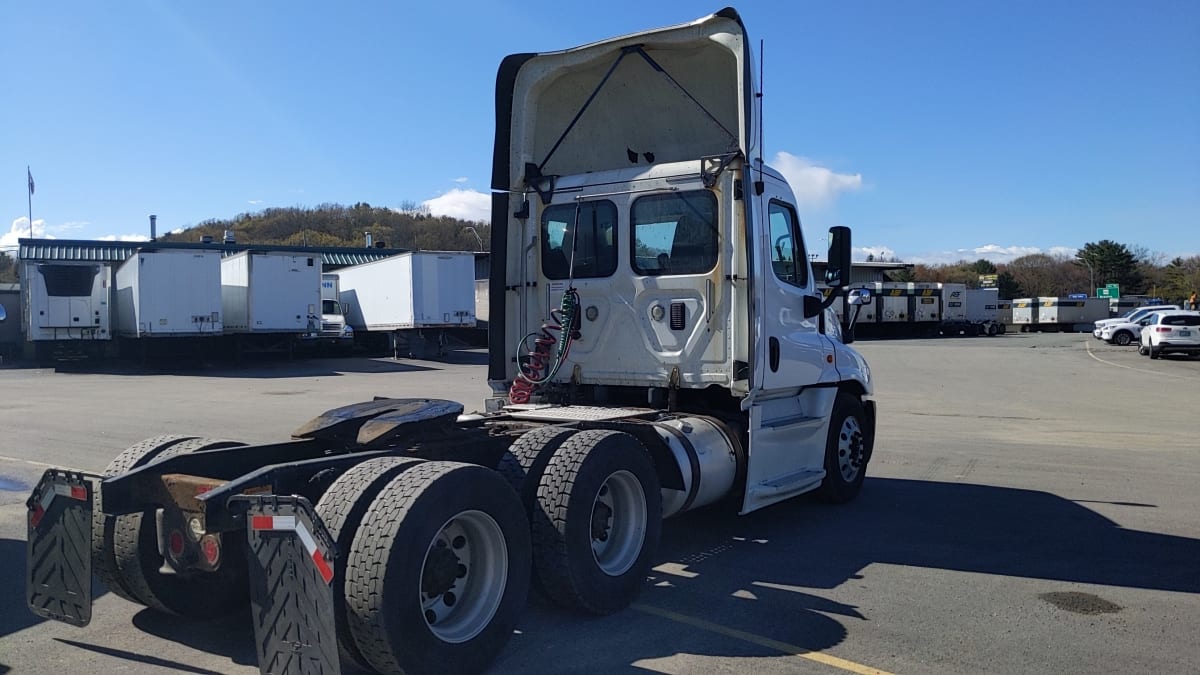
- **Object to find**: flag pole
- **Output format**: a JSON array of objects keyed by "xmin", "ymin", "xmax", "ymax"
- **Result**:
[{"xmin": 27, "ymin": 166, "xmax": 34, "ymax": 238}]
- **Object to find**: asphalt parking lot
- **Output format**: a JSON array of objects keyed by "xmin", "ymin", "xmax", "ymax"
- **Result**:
[{"xmin": 0, "ymin": 333, "xmax": 1197, "ymax": 674}]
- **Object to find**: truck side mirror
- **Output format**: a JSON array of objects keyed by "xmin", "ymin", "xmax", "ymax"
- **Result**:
[{"xmin": 825, "ymin": 226, "xmax": 852, "ymax": 288}]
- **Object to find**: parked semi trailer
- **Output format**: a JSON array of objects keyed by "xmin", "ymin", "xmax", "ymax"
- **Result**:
[
  {"xmin": 19, "ymin": 260, "xmax": 113, "ymax": 361},
  {"xmin": 940, "ymin": 288, "xmax": 1006, "ymax": 336},
  {"xmin": 25, "ymin": 9, "xmax": 876, "ymax": 675},
  {"xmin": 115, "ymin": 248, "xmax": 224, "ymax": 338},
  {"xmin": 1015, "ymin": 296, "xmax": 1109, "ymax": 332},
  {"xmin": 221, "ymin": 250, "xmax": 322, "ymax": 355},
  {"xmin": 337, "ymin": 250, "xmax": 476, "ymax": 359}
]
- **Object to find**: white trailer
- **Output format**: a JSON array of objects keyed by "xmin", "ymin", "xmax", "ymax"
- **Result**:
[
  {"xmin": 1013, "ymin": 298, "xmax": 1039, "ymax": 330},
  {"xmin": 1031, "ymin": 297, "xmax": 1110, "ymax": 332},
  {"xmin": 220, "ymin": 251, "xmax": 320, "ymax": 334},
  {"xmin": 941, "ymin": 287, "xmax": 1005, "ymax": 336},
  {"xmin": 115, "ymin": 249, "xmax": 223, "ymax": 338},
  {"xmin": 20, "ymin": 261, "xmax": 113, "ymax": 360},
  {"xmin": 337, "ymin": 251, "xmax": 475, "ymax": 358}
]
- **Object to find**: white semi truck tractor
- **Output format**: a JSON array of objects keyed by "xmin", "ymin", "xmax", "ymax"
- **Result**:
[{"xmin": 25, "ymin": 8, "xmax": 875, "ymax": 675}]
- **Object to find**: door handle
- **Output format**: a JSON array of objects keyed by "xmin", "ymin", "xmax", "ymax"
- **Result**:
[{"xmin": 769, "ymin": 337, "xmax": 779, "ymax": 372}]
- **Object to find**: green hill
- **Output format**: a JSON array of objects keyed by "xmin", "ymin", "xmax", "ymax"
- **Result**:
[{"xmin": 158, "ymin": 202, "xmax": 490, "ymax": 252}]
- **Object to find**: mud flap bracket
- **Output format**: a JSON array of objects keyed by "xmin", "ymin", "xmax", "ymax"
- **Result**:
[
  {"xmin": 26, "ymin": 469, "xmax": 97, "ymax": 627},
  {"xmin": 233, "ymin": 494, "xmax": 341, "ymax": 675}
]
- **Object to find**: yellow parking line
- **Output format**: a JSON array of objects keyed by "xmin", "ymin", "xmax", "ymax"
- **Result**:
[{"xmin": 631, "ymin": 602, "xmax": 895, "ymax": 675}]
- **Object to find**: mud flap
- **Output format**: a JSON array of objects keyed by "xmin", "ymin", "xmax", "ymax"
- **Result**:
[
  {"xmin": 235, "ymin": 495, "xmax": 341, "ymax": 675},
  {"xmin": 26, "ymin": 469, "xmax": 95, "ymax": 627}
]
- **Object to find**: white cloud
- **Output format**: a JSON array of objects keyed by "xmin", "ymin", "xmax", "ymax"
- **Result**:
[
  {"xmin": 854, "ymin": 245, "xmax": 897, "ymax": 262},
  {"xmin": 454, "ymin": 177, "xmax": 469, "ymax": 184},
  {"xmin": 903, "ymin": 243, "xmax": 1079, "ymax": 265},
  {"xmin": 170, "ymin": 227, "xmax": 185, "ymax": 235},
  {"xmin": 422, "ymin": 188, "xmax": 490, "ymax": 223},
  {"xmin": 97, "ymin": 234, "xmax": 150, "ymax": 242},
  {"xmin": 771, "ymin": 152, "xmax": 863, "ymax": 208},
  {"xmin": 2, "ymin": 217, "xmax": 52, "ymax": 249},
  {"xmin": 248, "ymin": 199, "xmax": 263, "ymax": 205}
]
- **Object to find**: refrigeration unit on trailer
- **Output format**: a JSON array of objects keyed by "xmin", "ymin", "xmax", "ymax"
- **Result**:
[
  {"xmin": 337, "ymin": 251, "xmax": 476, "ymax": 358},
  {"xmin": 25, "ymin": 9, "xmax": 878, "ymax": 675},
  {"xmin": 115, "ymin": 249, "xmax": 223, "ymax": 338},
  {"xmin": 20, "ymin": 260, "xmax": 113, "ymax": 360}
]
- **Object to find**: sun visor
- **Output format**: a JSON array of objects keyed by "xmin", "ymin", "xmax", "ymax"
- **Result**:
[{"xmin": 493, "ymin": 8, "xmax": 755, "ymax": 193}]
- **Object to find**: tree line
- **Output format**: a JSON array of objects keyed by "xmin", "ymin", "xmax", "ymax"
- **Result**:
[
  {"xmin": 158, "ymin": 202, "xmax": 491, "ymax": 254},
  {"xmin": 886, "ymin": 240, "xmax": 1200, "ymax": 303}
]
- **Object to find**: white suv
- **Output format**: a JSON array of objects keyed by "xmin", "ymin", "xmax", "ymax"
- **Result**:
[
  {"xmin": 1099, "ymin": 317, "xmax": 1152, "ymax": 346},
  {"xmin": 1093, "ymin": 305, "xmax": 1181, "ymax": 338},
  {"xmin": 1138, "ymin": 311, "xmax": 1200, "ymax": 359}
]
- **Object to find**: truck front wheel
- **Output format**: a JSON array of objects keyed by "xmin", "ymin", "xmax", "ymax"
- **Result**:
[
  {"xmin": 533, "ymin": 430, "xmax": 662, "ymax": 615},
  {"xmin": 818, "ymin": 393, "xmax": 873, "ymax": 504},
  {"xmin": 345, "ymin": 461, "xmax": 530, "ymax": 675}
]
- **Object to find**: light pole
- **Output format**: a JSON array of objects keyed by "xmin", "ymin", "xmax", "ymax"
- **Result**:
[
  {"xmin": 1080, "ymin": 257, "xmax": 1095, "ymax": 296},
  {"xmin": 464, "ymin": 226, "xmax": 483, "ymax": 252}
]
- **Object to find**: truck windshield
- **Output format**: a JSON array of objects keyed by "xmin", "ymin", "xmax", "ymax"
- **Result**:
[{"xmin": 322, "ymin": 299, "xmax": 341, "ymax": 315}]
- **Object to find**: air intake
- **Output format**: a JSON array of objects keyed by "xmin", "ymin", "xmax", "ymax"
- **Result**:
[{"xmin": 669, "ymin": 302, "xmax": 685, "ymax": 331}]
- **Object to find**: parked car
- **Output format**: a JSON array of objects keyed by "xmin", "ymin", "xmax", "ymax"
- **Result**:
[
  {"xmin": 1099, "ymin": 317, "xmax": 1153, "ymax": 346},
  {"xmin": 1093, "ymin": 305, "xmax": 1181, "ymax": 338},
  {"xmin": 1138, "ymin": 311, "xmax": 1200, "ymax": 358}
]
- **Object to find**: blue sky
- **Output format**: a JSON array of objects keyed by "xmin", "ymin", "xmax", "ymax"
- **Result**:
[{"xmin": 3, "ymin": 1, "xmax": 1197, "ymax": 264}]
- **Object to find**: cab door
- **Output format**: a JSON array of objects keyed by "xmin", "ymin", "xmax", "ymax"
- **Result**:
[{"xmin": 741, "ymin": 173, "xmax": 840, "ymax": 514}]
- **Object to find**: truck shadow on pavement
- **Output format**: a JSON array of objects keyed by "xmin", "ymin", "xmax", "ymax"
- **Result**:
[
  {"xmin": 6, "ymin": 477, "xmax": 1195, "ymax": 673},
  {"xmin": 500, "ymin": 476, "xmax": 1198, "ymax": 671}
]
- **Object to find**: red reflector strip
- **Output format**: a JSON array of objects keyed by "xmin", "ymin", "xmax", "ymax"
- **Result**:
[
  {"xmin": 69, "ymin": 485, "xmax": 87, "ymax": 501},
  {"xmin": 312, "ymin": 549, "xmax": 334, "ymax": 584},
  {"xmin": 248, "ymin": 512, "xmax": 333, "ymax": 584},
  {"xmin": 30, "ymin": 504, "xmax": 45, "ymax": 528}
]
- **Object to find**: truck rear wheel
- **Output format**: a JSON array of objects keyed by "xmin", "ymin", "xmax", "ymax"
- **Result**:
[
  {"xmin": 818, "ymin": 392, "xmax": 872, "ymax": 503},
  {"xmin": 533, "ymin": 430, "xmax": 662, "ymax": 615},
  {"xmin": 497, "ymin": 426, "xmax": 575, "ymax": 515},
  {"xmin": 315, "ymin": 456, "xmax": 424, "ymax": 671},
  {"xmin": 92, "ymin": 434, "xmax": 196, "ymax": 605},
  {"xmin": 345, "ymin": 461, "xmax": 530, "ymax": 675},
  {"xmin": 112, "ymin": 437, "xmax": 250, "ymax": 617}
]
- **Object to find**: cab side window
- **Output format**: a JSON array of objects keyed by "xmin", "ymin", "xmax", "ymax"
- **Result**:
[{"xmin": 767, "ymin": 201, "xmax": 808, "ymax": 287}]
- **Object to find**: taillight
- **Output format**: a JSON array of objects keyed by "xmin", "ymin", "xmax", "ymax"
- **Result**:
[{"xmin": 1156, "ymin": 327, "xmax": 1171, "ymax": 333}]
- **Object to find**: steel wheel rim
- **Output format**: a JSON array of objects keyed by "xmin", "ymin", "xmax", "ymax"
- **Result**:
[
  {"xmin": 590, "ymin": 469, "xmax": 647, "ymax": 576},
  {"xmin": 837, "ymin": 416, "xmax": 866, "ymax": 482},
  {"xmin": 419, "ymin": 510, "xmax": 507, "ymax": 644}
]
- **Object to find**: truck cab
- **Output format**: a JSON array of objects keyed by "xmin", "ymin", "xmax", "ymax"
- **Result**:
[
  {"xmin": 307, "ymin": 272, "xmax": 353, "ymax": 346},
  {"xmin": 488, "ymin": 7, "xmax": 874, "ymax": 514}
]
